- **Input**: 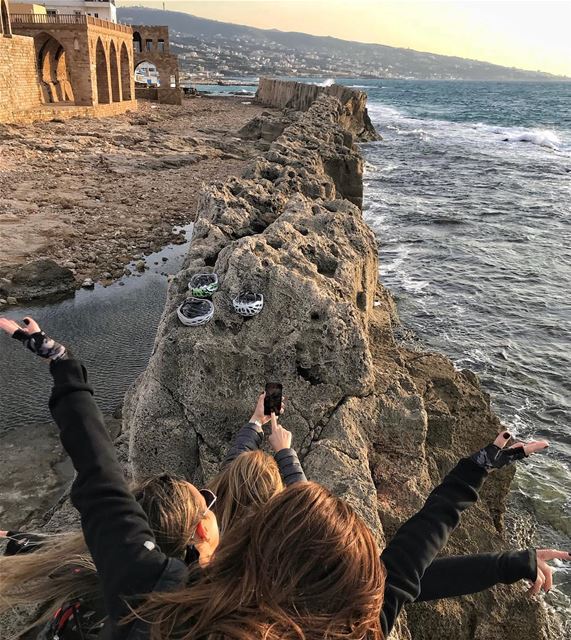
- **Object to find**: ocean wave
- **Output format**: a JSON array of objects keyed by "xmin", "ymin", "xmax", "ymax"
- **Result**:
[
  {"xmin": 348, "ymin": 84, "xmax": 374, "ymax": 89},
  {"xmin": 499, "ymin": 129, "xmax": 561, "ymax": 150},
  {"xmin": 316, "ymin": 78, "xmax": 335, "ymax": 87}
]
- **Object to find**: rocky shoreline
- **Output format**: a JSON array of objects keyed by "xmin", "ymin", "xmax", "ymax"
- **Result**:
[
  {"xmin": 0, "ymin": 85, "xmax": 563, "ymax": 638},
  {"xmin": 0, "ymin": 97, "xmax": 276, "ymax": 306},
  {"xmin": 123, "ymin": 83, "xmax": 562, "ymax": 639}
]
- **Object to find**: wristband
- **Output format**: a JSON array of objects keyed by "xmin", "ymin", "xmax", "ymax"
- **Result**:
[
  {"xmin": 470, "ymin": 442, "xmax": 526, "ymax": 470},
  {"xmin": 12, "ymin": 330, "xmax": 68, "ymax": 361}
]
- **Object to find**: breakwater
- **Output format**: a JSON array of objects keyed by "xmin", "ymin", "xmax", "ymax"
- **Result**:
[{"xmin": 123, "ymin": 83, "xmax": 561, "ymax": 639}]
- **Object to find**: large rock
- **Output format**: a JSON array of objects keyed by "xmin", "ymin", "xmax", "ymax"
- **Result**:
[
  {"xmin": 255, "ymin": 77, "xmax": 381, "ymax": 142},
  {"xmin": 123, "ymin": 94, "xmax": 560, "ymax": 639},
  {"xmin": 0, "ymin": 259, "xmax": 76, "ymax": 301}
]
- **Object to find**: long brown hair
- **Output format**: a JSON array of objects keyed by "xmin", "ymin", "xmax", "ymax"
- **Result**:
[
  {"xmin": 0, "ymin": 475, "xmax": 202, "ymax": 633},
  {"xmin": 136, "ymin": 481, "xmax": 386, "ymax": 640},
  {"xmin": 207, "ymin": 450, "xmax": 283, "ymax": 534}
]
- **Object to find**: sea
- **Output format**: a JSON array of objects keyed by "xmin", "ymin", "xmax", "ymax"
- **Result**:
[
  {"xmin": 357, "ymin": 79, "xmax": 571, "ymax": 617},
  {"xmin": 1, "ymin": 78, "xmax": 570, "ymax": 618}
]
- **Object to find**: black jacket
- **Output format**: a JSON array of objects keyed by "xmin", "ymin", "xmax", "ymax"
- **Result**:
[
  {"xmin": 222, "ymin": 421, "xmax": 307, "ymax": 485},
  {"xmin": 48, "ymin": 360, "xmax": 535, "ymax": 639}
]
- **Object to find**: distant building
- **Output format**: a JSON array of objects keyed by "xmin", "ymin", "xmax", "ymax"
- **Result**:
[{"xmin": 40, "ymin": 0, "xmax": 116, "ymax": 23}]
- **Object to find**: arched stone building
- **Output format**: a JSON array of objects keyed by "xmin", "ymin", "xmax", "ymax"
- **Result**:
[{"xmin": 1, "ymin": 8, "xmax": 138, "ymax": 123}]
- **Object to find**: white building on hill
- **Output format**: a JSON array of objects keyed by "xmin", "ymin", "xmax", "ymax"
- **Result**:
[{"xmin": 42, "ymin": 0, "xmax": 117, "ymax": 23}]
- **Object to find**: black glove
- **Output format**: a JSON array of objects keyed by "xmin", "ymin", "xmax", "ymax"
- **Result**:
[
  {"xmin": 12, "ymin": 327, "xmax": 68, "ymax": 361},
  {"xmin": 470, "ymin": 432, "xmax": 527, "ymax": 471}
]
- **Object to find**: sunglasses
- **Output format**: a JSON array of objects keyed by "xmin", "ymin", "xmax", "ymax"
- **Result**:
[
  {"xmin": 185, "ymin": 489, "xmax": 217, "ymax": 565},
  {"xmin": 199, "ymin": 488, "xmax": 217, "ymax": 516}
]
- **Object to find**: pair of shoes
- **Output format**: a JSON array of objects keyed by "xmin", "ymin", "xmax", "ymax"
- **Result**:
[
  {"xmin": 177, "ymin": 273, "xmax": 264, "ymax": 326},
  {"xmin": 177, "ymin": 273, "xmax": 218, "ymax": 327}
]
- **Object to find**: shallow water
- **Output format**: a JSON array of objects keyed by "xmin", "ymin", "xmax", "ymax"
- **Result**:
[{"xmin": 0, "ymin": 225, "xmax": 192, "ymax": 430}]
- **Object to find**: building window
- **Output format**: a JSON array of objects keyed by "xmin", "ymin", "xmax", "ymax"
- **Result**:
[
  {"xmin": 146, "ymin": 39, "xmax": 153, "ymax": 51},
  {"xmin": 157, "ymin": 39, "xmax": 165, "ymax": 52},
  {"xmin": 47, "ymin": 10, "xmax": 57, "ymax": 15}
]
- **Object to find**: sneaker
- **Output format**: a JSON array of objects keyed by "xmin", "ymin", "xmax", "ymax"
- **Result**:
[
  {"xmin": 232, "ymin": 292, "xmax": 264, "ymax": 317},
  {"xmin": 188, "ymin": 273, "xmax": 219, "ymax": 298},
  {"xmin": 177, "ymin": 297, "xmax": 214, "ymax": 326}
]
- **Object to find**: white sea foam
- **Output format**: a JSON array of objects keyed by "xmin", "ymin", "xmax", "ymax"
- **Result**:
[
  {"xmin": 500, "ymin": 129, "xmax": 561, "ymax": 150},
  {"xmin": 316, "ymin": 78, "xmax": 335, "ymax": 87},
  {"xmin": 348, "ymin": 84, "xmax": 373, "ymax": 89}
]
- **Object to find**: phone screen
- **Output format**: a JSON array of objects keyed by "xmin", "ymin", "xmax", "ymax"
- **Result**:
[{"xmin": 264, "ymin": 383, "xmax": 283, "ymax": 416}]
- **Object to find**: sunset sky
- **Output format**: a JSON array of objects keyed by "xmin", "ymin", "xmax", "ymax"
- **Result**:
[{"xmin": 117, "ymin": 0, "xmax": 571, "ymax": 77}]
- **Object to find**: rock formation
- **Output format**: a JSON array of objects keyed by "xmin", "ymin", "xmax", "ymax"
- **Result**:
[
  {"xmin": 255, "ymin": 77, "xmax": 381, "ymax": 142},
  {"xmin": 0, "ymin": 259, "xmax": 76, "ymax": 302},
  {"xmin": 123, "ymin": 89, "xmax": 560, "ymax": 639}
]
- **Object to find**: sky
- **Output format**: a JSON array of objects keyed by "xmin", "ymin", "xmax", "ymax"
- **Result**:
[{"xmin": 117, "ymin": 0, "xmax": 571, "ymax": 77}]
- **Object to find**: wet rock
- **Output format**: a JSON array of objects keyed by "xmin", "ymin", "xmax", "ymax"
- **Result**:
[
  {"xmin": 135, "ymin": 260, "xmax": 146, "ymax": 272},
  {"xmin": 6, "ymin": 296, "xmax": 17, "ymax": 305},
  {"xmin": 0, "ymin": 260, "xmax": 76, "ymax": 302},
  {"xmin": 81, "ymin": 277, "xmax": 95, "ymax": 289}
]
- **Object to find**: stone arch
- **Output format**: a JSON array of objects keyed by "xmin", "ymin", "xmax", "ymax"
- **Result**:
[
  {"xmin": 120, "ymin": 42, "xmax": 132, "ymax": 100},
  {"xmin": 133, "ymin": 31, "xmax": 142, "ymax": 53},
  {"xmin": 34, "ymin": 33, "xmax": 74, "ymax": 104},
  {"xmin": 95, "ymin": 37, "xmax": 110, "ymax": 104},
  {"xmin": 1, "ymin": 0, "xmax": 11, "ymax": 37},
  {"xmin": 109, "ymin": 40, "xmax": 121, "ymax": 102},
  {"xmin": 134, "ymin": 60, "xmax": 161, "ymax": 87}
]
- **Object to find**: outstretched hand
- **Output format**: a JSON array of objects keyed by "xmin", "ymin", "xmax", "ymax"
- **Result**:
[
  {"xmin": 471, "ymin": 431, "xmax": 549, "ymax": 471},
  {"xmin": 0, "ymin": 316, "xmax": 41, "ymax": 337},
  {"xmin": 0, "ymin": 316, "xmax": 68, "ymax": 361},
  {"xmin": 529, "ymin": 549, "xmax": 571, "ymax": 595}
]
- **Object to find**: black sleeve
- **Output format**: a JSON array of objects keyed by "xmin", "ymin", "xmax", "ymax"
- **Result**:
[
  {"xmin": 3, "ymin": 531, "xmax": 49, "ymax": 556},
  {"xmin": 274, "ymin": 448, "xmax": 307, "ymax": 485},
  {"xmin": 222, "ymin": 422, "xmax": 264, "ymax": 468},
  {"xmin": 380, "ymin": 458, "xmax": 487, "ymax": 636},
  {"xmin": 416, "ymin": 550, "xmax": 537, "ymax": 601},
  {"xmin": 48, "ymin": 359, "xmax": 169, "ymax": 626}
]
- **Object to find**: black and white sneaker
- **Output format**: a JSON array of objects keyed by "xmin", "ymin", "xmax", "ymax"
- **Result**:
[
  {"xmin": 232, "ymin": 292, "xmax": 264, "ymax": 317},
  {"xmin": 188, "ymin": 273, "xmax": 219, "ymax": 298},
  {"xmin": 177, "ymin": 297, "xmax": 214, "ymax": 326}
]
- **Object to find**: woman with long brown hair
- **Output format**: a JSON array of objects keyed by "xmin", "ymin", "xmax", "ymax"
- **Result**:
[{"xmin": 0, "ymin": 317, "xmax": 556, "ymax": 640}]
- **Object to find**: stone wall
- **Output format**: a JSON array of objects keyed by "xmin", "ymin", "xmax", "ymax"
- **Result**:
[
  {"xmin": 123, "ymin": 93, "xmax": 561, "ymax": 639},
  {"xmin": 0, "ymin": 33, "xmax": 43, "ymax": 122},
  {"xmin": 256, "ymin": 77, "xmax": 380, "ymax": 142}
]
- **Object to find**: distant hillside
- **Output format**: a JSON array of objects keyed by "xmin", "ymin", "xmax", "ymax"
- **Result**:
[{"xmin": 118, "ymin": 7, "xmax": 568, "ymax": 82}]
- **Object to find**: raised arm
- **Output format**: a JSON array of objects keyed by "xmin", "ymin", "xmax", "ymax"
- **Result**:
[
  {"xmin": 417, "ymin": 549, "xmax": 570, "ymax": 601},
  {"xmin": 380, "ymin": 433, "xmax": 549, "ymax": 636},
  {"xmin": 222, "ymin": 392, "xmax": 269, "ymax": 467},
  {"xmin": 0, "ymin": 317, "xmax": 174, "ymax": 629},
  {"xmin": 269, "ymin": 412, "xmax": 306, "ymax": 485}
]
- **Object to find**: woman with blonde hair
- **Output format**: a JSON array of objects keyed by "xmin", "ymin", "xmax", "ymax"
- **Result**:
[
  {"xmin": 208, "ymin": 392, "xmax": 306, "ymax": 534},
  {"xmin": 0, "ymin": 316, "xmax": 560, "ymax": 640}
]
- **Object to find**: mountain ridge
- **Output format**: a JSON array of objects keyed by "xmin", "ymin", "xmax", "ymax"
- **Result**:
[{"xmin": 118, "ymin": 7, "xmax": 569, "ymax": 81}]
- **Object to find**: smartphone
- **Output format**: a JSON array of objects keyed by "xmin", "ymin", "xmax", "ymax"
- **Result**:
[{"xmin": 264, "ymin": 382, "xmax": 283, "ymax": 416}]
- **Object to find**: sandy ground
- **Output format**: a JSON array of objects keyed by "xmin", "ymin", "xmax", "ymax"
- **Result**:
[{"xmin": 0, "ymin": 97, "xmax": 272, "ymax": 284}]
